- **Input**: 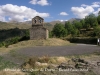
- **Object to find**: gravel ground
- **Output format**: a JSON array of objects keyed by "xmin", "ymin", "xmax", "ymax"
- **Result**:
[
  {"xmin": 1, "ymin": 44, "xmax": 100, "ymax": 64},
  {"xmin": 16, "ymin": 44, "xmax": 100, "ymax": 57}
]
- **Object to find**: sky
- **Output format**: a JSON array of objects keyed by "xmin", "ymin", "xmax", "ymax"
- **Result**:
[{"xmin": 0, "ymin": 0, "xmax": 100, "ymax": 22}]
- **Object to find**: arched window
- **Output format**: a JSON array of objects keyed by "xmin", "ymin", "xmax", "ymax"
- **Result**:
[
  {"xmin": 39, "ymin": 19, "xmax": 42, "ymax": 23},
  {"xmin": 34, "ymin": 19, "xmax": 37, "ymax": 23}
]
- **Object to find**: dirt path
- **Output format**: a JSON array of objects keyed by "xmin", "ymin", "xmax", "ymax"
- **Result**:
[
  {"xmin": 16, "ymin": 44, "xmax": 100, "ymax": 56},
  {"xmin": 1, "ymin": 44, "xmax": 100, "ymax": 64}
]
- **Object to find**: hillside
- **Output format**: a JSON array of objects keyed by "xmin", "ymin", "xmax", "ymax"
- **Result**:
[
  {"xmin": 68, "ymin": 18, "xmax": 81, "ymax": 23},
  {"xmin": 46, "ymin": 20, "xmax": 65, "ymax": 25},
  {"xmin": 0, "ymin": 21, "xmax": 53, "ymax": 31},
  {"xmin": 0, "ymin": 21, "xmax": 31, "ymax": 30},
  {"xmin": 0, "ymin": 38, "xmax": 72, "ymax": 53},
  {"xmin": 8, "ymin": 38, "xmax": 72, "ymax": 48},
  {"xmin": 0, "ymin": 18, "xmax": 80, "ymax": 30}
]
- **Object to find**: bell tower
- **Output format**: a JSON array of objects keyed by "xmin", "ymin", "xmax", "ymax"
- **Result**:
[{"xmin": 32, "ymin": 16, "xmax": 44, "ymax": 27}]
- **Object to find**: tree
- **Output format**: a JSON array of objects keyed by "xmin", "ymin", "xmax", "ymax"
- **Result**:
[
  {"xmin": 97, "ymin": 15, "xmax": 100, "ymax": 24},
  {"xmin": 98, "ymin": 11, "xmax": 100, "ymax": 16},
  {"xmin": 80, "ymin": 20, "xmax": 85, "ymax": 28},
  {"xmin": 65, "ymin": 21, "xmax": 73, "ymax": 35},
  {"xmin": 65, "ymin": 21, "xmax": 79, "ymax": 36},
  {"xmin": 73, "ymin": 20, "xmax": 82, "ymax": 30},
  {"xmin": 85, "ymin": 14, "xmax": 98, "ymax": 29},
  {"xmin": 94, "ymin": 26, "xmax": 100, "ymax": 37},
  {"xmin": 52, "ymin": 23, "xmax": 67, "ymax": 37}
]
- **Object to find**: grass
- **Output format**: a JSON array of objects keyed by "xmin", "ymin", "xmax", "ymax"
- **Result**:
[
  {"xmin": 21, "ymin": 53, "xmax": 100, "ymax": 75},
  {"xmin": 0, "ymin": 38, "xmax": 99, "ymax": 75},
  {"xmin": 0, "ymin": 52, "xmax": 99, "ymax": 75},
  {"xmin": 9, "ymin": 38, "xmax": 73, "ymax": 48},
  {"xmin": 0, "ymin": 71, "xmax": 25, "ymax": 75},
  {"xmin": 0, "ymin": 56, "xmax": 17, "ymax": 70},
  {"xmin": 0, "ymin": 38, "xmax": 73, "ymax": 56}
]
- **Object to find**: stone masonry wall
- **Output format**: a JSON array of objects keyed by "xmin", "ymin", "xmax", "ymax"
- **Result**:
[
  {"xmin": 30, "ymin": 26, "xmax": 48, "ymax": 40},
  {"xmin": 30, "ymin": 16, "xmax": 49, "ymax": 40}
]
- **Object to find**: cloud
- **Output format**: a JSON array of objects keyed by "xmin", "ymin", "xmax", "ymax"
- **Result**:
[
  {"xmin": 81, "ymin": 2, "xmax": 100, "ymax": 8},
  {"xmin": 29, "ymin": 0, "xmax": 49, "ymax": 6},
  {"xmin": 60, "ymin": 12, "xmax": 68, "ymax": 16},
  {"xmin": 81, "ymin": 4, "xmax": 88, "ymax": 7},
  {"xmin": 56, "ymin": 19, "xmax": 67, "ymax": 22},
  {"xmin": 93, "ymin": 8, "xmax": 100, "ymax": 16},
  {"xmin": 71, "ymin": 6, "xmax": 94, "ymax": 18},
  {"xmin": 0, "ymin": 4, "xmax": 50, "ymax": 22},
  {"xmin": 71, "ymin": 2, "xmax": 100, "ymax": 18},
  {"xmin": 60, "ymin": 2, "xmax": 100, "ymax": 19},
  {"xmin": 59, "ymin": 20, "xmax": 68, "ymax": 22},
  {"xmin": 91, "ymin": 2, "xmax": 100, "ymax": 8},
  {"xmin": 0, "ymin": 16, "xmax": 5, "ymax": 21}
]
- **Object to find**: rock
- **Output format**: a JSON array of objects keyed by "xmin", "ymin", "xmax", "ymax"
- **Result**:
[
  {"xmin": 66, "ymin": 65, "xmax": 75, "ymax": 69},
  {"xmin": 56, "ymin": 57, "xmax": 66, "ymax": 63},
  {"xmin": 35, "ymin": 62, "xmax": 41, "ymax": 66},
  {"xmin": 90, "ymin": 61, "xmax": 97, "ymax": 67},
  {"xmin": 35, "ymin": 62, "xmax": 48, "ymax": 67},
  {"xmin": 97, "ymin": 62, "xmax": 100, "ymax": 66},
  {"xmin": 21, "ymin": 62, "xmax": 31, "ymax": 69},
  {"xmin": 47, "ymin": 64, "xmax": 58, "ymax": 69},
  {"xmin": 72, "ymin": 58, "xmax": 79, "ymax": 62},
  {"xmin": 57, "ymin": 63, "xmax": 67, "ymax": 69},
  {"xmin": 72, "ymin": 58, "xmax": 87, "ymax": 63},
  {"xmin": 41, "ymin": 63, "xmax": 48, "ymax": 66},
  {"xmin": 78, "ymin": 58, "xmax": 85, "ymax": 63},
  {"xmin": 75, "ymin": 63, "xmax": 89, "ymax": 69}
]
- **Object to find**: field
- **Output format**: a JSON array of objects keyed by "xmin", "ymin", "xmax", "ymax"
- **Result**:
[
  {"xmin": 0, "ymin": 52, "xmax": 100, "ymax": 75},
  {"xmin": 0, "ymin": 39, "xmax": 100, "ymax": 75},
  {"xmin": 0, "ymin": 21, "xmax": 100, "ymax": 75}
]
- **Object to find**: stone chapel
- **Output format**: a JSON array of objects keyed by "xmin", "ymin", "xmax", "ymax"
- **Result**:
[{"xmin": 30, "ymin": 16, "xmax": 49, "ymax": 40}]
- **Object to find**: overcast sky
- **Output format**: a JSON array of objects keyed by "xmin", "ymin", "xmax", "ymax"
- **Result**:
[{"xmin": 0, "ymin": 0, "xmax": 100, "ymax": 22}]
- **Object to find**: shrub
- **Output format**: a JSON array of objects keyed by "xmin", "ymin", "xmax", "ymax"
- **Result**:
[
  {"xmin": 0, "ymin": 28, "xmax": 30, "ymax": 47},
  {"xmin": 66, "ymin": 37, "xmax": 97, "ymax": 45}
]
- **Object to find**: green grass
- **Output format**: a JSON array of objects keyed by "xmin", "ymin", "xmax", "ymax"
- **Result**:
[{"xmin": 0, "ymin": 56, "xmax": 17, "ymax": 70}]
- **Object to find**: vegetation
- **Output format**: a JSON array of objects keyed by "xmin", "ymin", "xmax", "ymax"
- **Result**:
[
  {"xmin": 52, "ymin": 23, "xmax": 67, "ymax": 37},
  {"xmin": 94, "ymin": 26, "xmax": 100, "ymax": 37},
  {"xmin": 0, "ymin": 28, "xmax": 29, "ymax": 47},
  {"xmin": 0, "ymin": 12, "xmax": 100, "ymax": 47},
  {"xmin": 21, "ymin": 53, "xmax": 100, "ymax": 75},
  {"xmin": 51, "ymin": 13, "xmax": 100, "ymax": 38},
  {"xmin": 47, "ymin": 12, "xmax": 100, "ymax": 45},
  {"xmin": 0, "ymin": 56, "xmax": 16, "ymax": 70},
  {"xmin": 9, "ymin": 38, "xmax": 71, "ymax": 47},
  {"xmin": 0, "ymin": 13, "xmax": 100, "ymax": 75},
  {"xmin": 66, "ymin": 37, "xmax": 97, "ymax": 45}
]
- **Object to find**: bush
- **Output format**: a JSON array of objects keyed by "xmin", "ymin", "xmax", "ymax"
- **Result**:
[
  {"xmin": 52, "ymin": 23, "xmax": 67, "ymax": 37},
  {"xmin": 0, "ymin": 43, "xmax": 3, "ymax": 47},
  {"xmin": 0, "ymin": 28, "xmax": 30, "ymax": 47},
  {"xmin": 66, "ymin": 37, "xmax": 97, "ymax": 45},
  {"xmin": 3, "ymin": 36, "xmax": 21, "ymax": 47}
]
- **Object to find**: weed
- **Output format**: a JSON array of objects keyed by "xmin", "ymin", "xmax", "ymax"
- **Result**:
[
  {"xmin": 93, "ymin": 51, "xmax": 100, "ymax": 55},
  {"xmin": 38, "ymin": 56, "xmax": 50, "ymax": 63},
  {"xmin": 0, "ymin": 56, "xmax": 16, "ymax": 70}
]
